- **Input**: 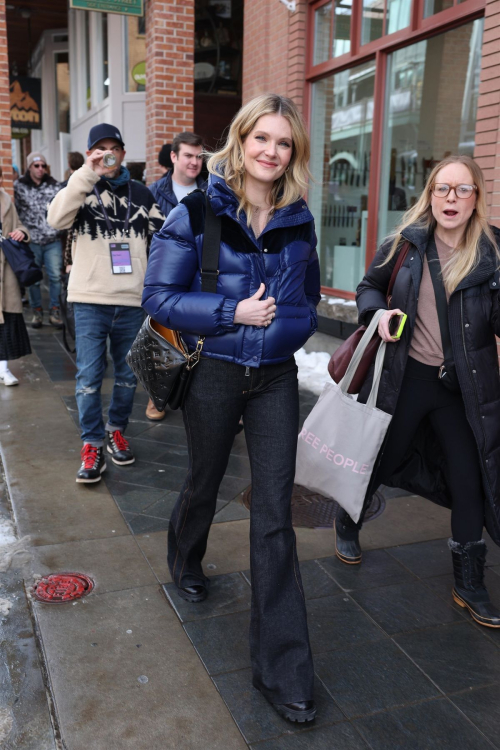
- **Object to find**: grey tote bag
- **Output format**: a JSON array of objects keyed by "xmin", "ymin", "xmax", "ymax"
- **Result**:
[{"xmin": 295, "ymin": 309, "xmax": 392, "ymax": 523}]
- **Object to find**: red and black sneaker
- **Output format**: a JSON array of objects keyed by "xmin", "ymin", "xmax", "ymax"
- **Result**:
[
  {"xmin": 76, "ymin": 444, "xmax": 106, "ymax": 483},
  {"xmin": 106, "ymin": 430, "xmax": 135, "ymax": 466}
]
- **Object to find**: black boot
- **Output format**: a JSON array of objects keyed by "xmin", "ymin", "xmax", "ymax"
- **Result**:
[
  {"xmin": 272, "ymin": 700, "xmax": 317, "ymax": 723},
  {"xmin": 450, "ymin": 538, "xmax": 500, "ymax": 628},
  {"xmin": 335, "ymin": 510, "xmax": 362, "ymax": 565}
]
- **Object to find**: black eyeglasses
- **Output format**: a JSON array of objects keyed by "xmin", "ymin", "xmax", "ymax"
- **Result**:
[{"xmin": 431, "ymin": 183, "xmax": 476, "ymax": 199}]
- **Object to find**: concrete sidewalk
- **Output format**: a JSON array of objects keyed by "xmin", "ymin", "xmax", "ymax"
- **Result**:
[{"xmin": 1, "ymin": 319, "xmax": 500, "ymax": 749}]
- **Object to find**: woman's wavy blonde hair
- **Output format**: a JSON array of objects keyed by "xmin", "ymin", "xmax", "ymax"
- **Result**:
[
  {"xmin": 206, "ymin": 93, "xmax": 311, "ymax": 222},
  {"xmin": 383, "ymin": 155, "xmax": 497, "ymax": 294}
]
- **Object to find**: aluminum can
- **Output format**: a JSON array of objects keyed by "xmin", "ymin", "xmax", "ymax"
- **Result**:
[{"xmin": 103, "ymin": 153, "xmax": 117, "ymax": 168}]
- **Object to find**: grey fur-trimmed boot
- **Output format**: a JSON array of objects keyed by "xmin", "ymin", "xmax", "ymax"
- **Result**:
[{"xmin": 449, "ymin": 538, "xmax": 500, "ymax": 628}]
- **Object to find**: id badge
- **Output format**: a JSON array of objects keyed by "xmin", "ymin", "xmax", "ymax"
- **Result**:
[{"xmin": 110, "ymin": 242, "xmax": 132, "ymax": 274}]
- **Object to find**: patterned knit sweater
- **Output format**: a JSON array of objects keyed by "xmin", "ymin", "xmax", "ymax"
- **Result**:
[
  {"xmin": 14, "ymin": 173, "xmax": 61, "ymax": 245},
  {"xmin": 47, "ymin": 165, "xmax": 165, "ymax": 307}
]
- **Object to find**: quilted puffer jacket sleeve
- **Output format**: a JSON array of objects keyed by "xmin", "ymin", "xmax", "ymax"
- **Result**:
[
  {"xmin": 142, "ymin": 203, "xmax": 239, "ymax": 336},
  {"xmin": 304, "ymin": 230, "xmax": 321, "ymax": 334}
]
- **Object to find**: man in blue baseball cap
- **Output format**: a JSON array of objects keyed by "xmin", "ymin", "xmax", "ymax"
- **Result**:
[{"xmin": 48, "ymin": 123, "xmax": 164, "ymax": 484}]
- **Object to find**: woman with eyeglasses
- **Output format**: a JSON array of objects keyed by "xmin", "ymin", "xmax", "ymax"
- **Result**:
[
  {"xmin": 0, "ymin": 165, "xmax": 31, "ymax": 385},
  {"xmin": 334, "ymin": 155, "xmax": 500, "ymax": 628}
]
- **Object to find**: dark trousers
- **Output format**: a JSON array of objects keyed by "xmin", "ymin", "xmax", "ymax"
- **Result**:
[
  {"xmin": 168, "ymin": 356, "xmax": 314, "ymax": 704},
  {"xmin": 339, "ymin": 357, "xmax": 484, "ymax": 545}
]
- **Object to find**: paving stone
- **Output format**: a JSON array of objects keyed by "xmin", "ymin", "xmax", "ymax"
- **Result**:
[
  {"xmin": 249, "ymin": 723, "xmax": 369, "ymax": 749},
  {"xmin": 134, "ymin": 422, "xmax": 188, "ymax": 447},
  {"xmin": 315, "ymin": 640, "xmax": 438, "ymax": 718},
  {"xmin": 395, "ymin": 621, "xmax": 500, "ymax": 693},
  {"xmin": 386, "ymin": 538, "xmax": 451, "ymax": 578},
  {"xmin": 163, "ymin": 572, "xmax": 251, "ymax": 622},
  {"xmin": 297, "ymin": 559, "xmax": 343, "ymax": 600},
  {"xmin": 213, "ymin": 498, "xmax": 250, "ymax": 523},
  {"xmin": 360, "ymin": 495, "xmax": 451, "ymax": 551},
  {"xmin": 142, "ymin": 446, "xmax": 190, "ymax": 469},
  {"xmin": 31, "ymin": 535, "xmax": 157, "ymax": 594},
  {"xmin": 107, "ymin": 484, "xmax": 169, "ymax": 514},
  {"xmin": 33, "ymin": 585, "xmax": 247, "ymax": 749},
  {"xmin": 352, "ymin": 580, "xmax": 464, "ymax": 635},
  {"xmin": 139, "ymin": 491, "xmax": 180, "ymax": 519},
  {"xmin": 354, "ymin": 698, "xmax": 492, "ymax": 750},
  {"xmin": 122, "ymin": 512, "xmax": 171, "ymax": 535},
  {"xmin": 218, "ymin": 474, "xmax": 251, "ymax": 501},
  {"xmin": 183, "ymin": 609, "xmax": 251, "ymax": 674},
  {"xmin": 103, "ymin": 461, "xmax": 187, "ymax": 492},
  {"xmin": 318, "ymin": 550, "xmax": 416, "ymax": 591},
  {"xmin": 213, "ymin": 669, "xmax": 344, "ymax": 744},
  {"xmin": 451, "ymin": 685, "xmax": 500, "ymax": 747},
  {"xmin": 306, "ymin": 595, "xmax": 387, "ymax": 655}
]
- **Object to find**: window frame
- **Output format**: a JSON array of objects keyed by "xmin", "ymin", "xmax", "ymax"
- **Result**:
[{"xmin": 306, "ymin": 0, "xmax": 486, "ymax": 298}]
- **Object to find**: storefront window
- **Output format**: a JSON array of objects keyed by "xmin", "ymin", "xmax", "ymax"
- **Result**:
[
  {"xmin": 361, "ymin": 0, "xmax": 384, "ymax": 45},
  {"xmin": 386, "ymin": 0, "xmax": 411, "ymax": 34},
  {"xmin": 314, "ymin": 3, "xmax": 332, "ymax": 65},
  {"xmin": 124, "ymin": 15, "xmax": 146, "ymax": 92},
  {"xmin": 55, "ymin": 52, "xmax": 70, "ymax": 134},
  {"xmin": 333, "ymin": 1, "xmax": 352, "ymax": 57},
  {"xmin": 423, "ymin": 0, "xmax": 454, "ymax": 18},
  {"xmin": 378, "ymin": 18, "xmax": 484, "ymax": 243},
  {"xmin": 102, "ymin": 13, "xmax": 109, "ymax": 100},
  {"xmin": 309, "ymin": 60, "xmax": 376, "ymax": 292}
]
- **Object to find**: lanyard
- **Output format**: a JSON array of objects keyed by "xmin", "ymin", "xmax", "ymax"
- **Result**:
[{"xmin": 93, "ymin": 181, "xmax": 132, "ymax": 238}]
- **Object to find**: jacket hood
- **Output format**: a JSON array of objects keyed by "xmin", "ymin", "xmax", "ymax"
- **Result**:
[
  {"xmin": 206, "ymin": 172, "xmax": 314, "ymax": 229},
  {"xmin": 401, "ymin": 221, "xmax": 499, "ymax": 291}
]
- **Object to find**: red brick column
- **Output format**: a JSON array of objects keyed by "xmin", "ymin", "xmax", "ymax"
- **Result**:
[
  {"xmin": 145, "ymin": 0, "xmax": 194, "ymax": 185},
  {"xmin": 474, "ymin": 0, "xmax": 500, "ymax": 228},
  {"xmin": 243, "ymin": 0, "xmax": 308, "ymax": 115},
  {"xmin": 0, "ymin": 0, "xmax": 12, "ymax": 196}
]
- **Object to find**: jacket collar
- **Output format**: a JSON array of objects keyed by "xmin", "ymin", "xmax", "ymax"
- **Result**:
[
  {"xmin": 18, "ymin": 171, "xmax": 57, "ymax": 188},
  {"xmin": 157, "ymin": 171, "xmax": 205, "ymax": 205},
  {"xmin": 400, "ymin": 222, "xmax": 499, "ymax": 291},
  {"xmin": 206, "ymin": 172, "xmax": 314, "ymax": 234}
]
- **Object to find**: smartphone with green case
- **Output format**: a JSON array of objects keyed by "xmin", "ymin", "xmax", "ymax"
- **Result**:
[{"xmin": 388, "ymin": 312, "xmax": 407, "ymax": 340}]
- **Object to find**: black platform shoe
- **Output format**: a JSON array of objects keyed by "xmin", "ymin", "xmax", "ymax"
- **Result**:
[
  {"xmin": 176, "ymin": 583, "xmax": 208, "ymax": 603},
  {"xmin": 450, "ymin": 538, "xmax": 500, "ymax": 628},
  {"xmin": 273, "ymin": 701, "xmax": 317, "ymax": 723},
  {"xmin": 335, "ymin": 512, "xmax": 362, "ymax": 565}
]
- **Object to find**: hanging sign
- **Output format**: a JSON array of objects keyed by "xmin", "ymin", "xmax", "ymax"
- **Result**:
[
  {"xmin": 69, "ymin": 0, "xmax": 143, "ymax": 16},
  {"xmin": 132, "ymin": 61, "xmax": 146, "ymax": 86},
  {"xmin": 10, "ymin": 77, "xmax": 42, "ymax": 130}
]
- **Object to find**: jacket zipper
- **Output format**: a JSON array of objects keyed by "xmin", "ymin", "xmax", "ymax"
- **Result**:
[
  {"xmin": 460, "ymin": 291, "xmax": 494, "ymax": 501},
  {"xmin": 245, "ymin": 367, "xmax": 250, "ymax": 377}
]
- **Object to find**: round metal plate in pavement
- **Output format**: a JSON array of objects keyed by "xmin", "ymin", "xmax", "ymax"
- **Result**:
[
  {"xmin": 241, "ymin": 486, "xmax": 385, "ymax": 529},
  {"xmin": 32, "ymin": 573, "xmax": 94, "ymax": 603}
]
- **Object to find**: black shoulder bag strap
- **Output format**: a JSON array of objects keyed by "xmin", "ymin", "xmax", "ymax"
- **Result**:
[
  {"xmin": 200, "ymin": 195, "xmax": 221, "ymax": 293},
  {"xmin": 426, "ymin": 235, "xmax": 460, "ymax": 391}
]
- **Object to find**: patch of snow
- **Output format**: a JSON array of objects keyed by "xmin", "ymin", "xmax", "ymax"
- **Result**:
[
  {"xmin": 0, "ymin": 708, "xmax": 13, "ymax": 743},
  {"xmin": 295, "ymin": 348, "xmax": 331, "ymax": 395},
  {"xmin": 0, "ymin": 519, "xmax": 16, "ymax": 546},
  {"xmin": 0, "ymin": 598, "xmax": 13, "ymax": 616}
]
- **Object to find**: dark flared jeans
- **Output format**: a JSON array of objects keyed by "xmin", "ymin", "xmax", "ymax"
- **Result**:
[{"xmin": 168, "ymin": 356, "xmax": 314, "ymax": 704}]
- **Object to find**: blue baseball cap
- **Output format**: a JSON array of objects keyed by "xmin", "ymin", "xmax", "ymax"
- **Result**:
[{"xmin": 87, "ymin": 123, "xmax": 125, "ymax": 150}]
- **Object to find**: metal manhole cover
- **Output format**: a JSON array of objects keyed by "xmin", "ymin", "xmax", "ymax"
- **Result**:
[
  {"xmin": 241, "ymin": 486, "xmax": 385, "ymax": 529},
  {"xmin": 32, "ymin": 573, "xmax": 94, "ymax": 603}
]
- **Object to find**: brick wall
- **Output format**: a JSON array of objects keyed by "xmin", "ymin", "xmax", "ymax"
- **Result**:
[
  {"xmin": 243, "ymin": 0, "xmax": 308, "ymax": 114},
  {"xmin": 0, "ymin": 0, "xmax": 12, "ymax": 196},
  {"xmin": 145, "ymin": 0, "xmax": 194, "ymax": 185},
  {"xmin": 474, "ymin": 0, "xmax": 500, "ymax": 228}
]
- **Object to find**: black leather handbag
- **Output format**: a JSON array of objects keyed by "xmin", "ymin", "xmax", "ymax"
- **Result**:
[{"xmin": 126, "ymin": 193, "xmax": 221, "ymax": 411}]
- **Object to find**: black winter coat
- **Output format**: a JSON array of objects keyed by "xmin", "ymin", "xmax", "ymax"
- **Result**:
[{"xmin": 357, "ymin": 223, "xmax": 500, "ymax": 545}]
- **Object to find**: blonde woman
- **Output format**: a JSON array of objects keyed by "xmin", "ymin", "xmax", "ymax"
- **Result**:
[
  {"xmin": 335, "ymin": 155, "xmax": 500, "ymax": 628},
  {"xmin": 143, "ymin": 94, "xmax": 320, "ymax": 721},
  {"xmin": 0, "ymin": 165, "xmax": 31, "ymax": 385}
]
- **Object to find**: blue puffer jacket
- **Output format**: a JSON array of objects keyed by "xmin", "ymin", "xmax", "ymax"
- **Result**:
[{"xmin": 142, "ymin": 173, "xmax": 321, "ymax": 368}]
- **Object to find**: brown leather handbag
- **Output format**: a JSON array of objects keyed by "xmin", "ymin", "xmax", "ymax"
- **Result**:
[{"xmin": 328, "ymin": 241, "xmax": 410, "ymax": 394}]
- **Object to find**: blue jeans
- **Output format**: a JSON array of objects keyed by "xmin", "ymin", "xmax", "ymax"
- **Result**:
[
  {"xmin": 74, "ymin": 303, "xmax": 144, "ymax": 446},
  {"xmin": 28, "ymin": 241, "xmax": 62, "ymax": 310},
  {"xmin": 168, "ymin": 356, "xmax": 314, "ymax": 705}
]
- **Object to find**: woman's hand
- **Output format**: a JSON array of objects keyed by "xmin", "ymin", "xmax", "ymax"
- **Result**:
[
  {"xmin": 378, "ymin": 308, "xmax": 404, "ymax": 343},
  {"xmin": 9, "ymin": 230, "xmax": 25, "ymax": 242},
  {"xmin": 234, "ymin": 283, "xmax": 276, "ymax": 327}
]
